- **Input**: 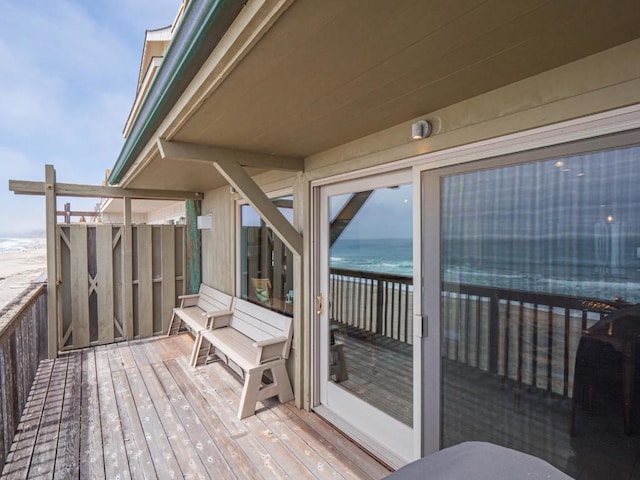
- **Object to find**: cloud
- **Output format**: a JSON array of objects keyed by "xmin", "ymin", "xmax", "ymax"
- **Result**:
[{"xmin": 0, "ymin": 0, "xmax": 179, "ymax": 235}]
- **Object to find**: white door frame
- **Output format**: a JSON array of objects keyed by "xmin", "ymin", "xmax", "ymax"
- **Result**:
[
  {"xmin": 311, "ymin": 168, "xmax": 421, "ymax": 468},
  {"xmin": 413, "ymin": 107, "xmax": 640, "ymax": 456}
]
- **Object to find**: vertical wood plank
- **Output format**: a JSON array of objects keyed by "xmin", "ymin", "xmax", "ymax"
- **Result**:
[
  {"xmin": 161, "ymin": 225, "xmax": 176, "ymax": 335},
  {"xmin": 45, "ymin": 164, "xmax": 58, "ymax": 359},
  {"xmin": 137, "ymin": 224, "xmax": 153, "ymax": 338},
  {"xmin": 123, "ymin": 198, "xmax": 134, "ymax": 340},
  {"xmin": 79, "ymin": 349, "xmax": 105, "ymax": 479},
  {"xmin": 97, "ymin": 226, "xmax": 115, "ymax": 345},
  {"xmin": 71, "ymin": 225, "xmax": 90, "ymax": 348}
]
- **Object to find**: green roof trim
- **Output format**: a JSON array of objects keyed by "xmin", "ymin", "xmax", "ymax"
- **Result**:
[{"xmin": 109, "ymin": 0, "xmax": 244, "ymax": 185}]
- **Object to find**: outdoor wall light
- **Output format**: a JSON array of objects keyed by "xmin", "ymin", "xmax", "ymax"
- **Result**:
[{"xmin": 411, "ymin": 120, "xmax": 432, "ymax": 139}]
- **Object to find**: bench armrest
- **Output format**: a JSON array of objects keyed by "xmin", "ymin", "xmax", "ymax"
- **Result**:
[
  {"xmin": 178, "ymin": 293, "xmax": 200, "ymax": 308},
  {"xmin": 178, "ymin": 293, "xmax": 200, "ymax": 299},
  {"xmin": 253, "ymin": 336, "xmax": 288, "ymax": 365},
  {"xmin": 206, "ymin": 310, "xmax": 233, "ymax": 329},
  {"xmin": 252, "ymin": 336, "xmax": 288, "ymax": 348}
]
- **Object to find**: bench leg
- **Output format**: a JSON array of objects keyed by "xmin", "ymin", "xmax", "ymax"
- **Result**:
[
  {"xmin": 239, "ymin": 370, "xmax": 263, "ymax": 419},
  {"xmin": 190, "ymin": 333, "xmax": 211, "ymax": 367},
  {"xmin": 271, "ymin": 362, "xmax": 294, "ymax": 404},
  {"xmin": 167, "ymin": 311, "xmax": 182, "ymax": 336}
]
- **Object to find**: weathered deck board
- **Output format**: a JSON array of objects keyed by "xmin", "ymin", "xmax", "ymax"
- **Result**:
[
  {"xmin": 79, "ymin": 349, "xmax": 104, "ymax": 479},
  {"xmin": 1, "ymin": 334, "xmax": 390, "ymax": 479}
]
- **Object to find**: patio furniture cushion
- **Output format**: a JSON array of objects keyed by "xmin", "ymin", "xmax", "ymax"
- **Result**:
[{"xmin": 385, "ymin": 442, "xmax": 572, "ymax": 479}]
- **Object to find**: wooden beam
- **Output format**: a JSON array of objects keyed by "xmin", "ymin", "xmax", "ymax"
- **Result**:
[
  {"xmin": 123, "ymin": 198, "xmax": 134, "ymax": 340},
  {"xmin": 157, "ymin": 138, "xmax": 304, "ymax": 171},
  {"xmin": 213, "ymin": 159, "xmax": 302, "ymax": 257},
  {"xmin": 56, "ymin": 211, "xmax": 99, "ymax": 217},
  {"xmin": 9, "ymin": 180, "xmax": 202, "ymax": 201},
  {"xmin": 44, "ymin": 165, "xmax": 58, "ymax": 359}
]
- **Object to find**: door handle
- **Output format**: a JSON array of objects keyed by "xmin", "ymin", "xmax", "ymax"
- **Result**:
[{"xmin": 316, "ymin": 295, "xmax": 324, "ymax": 315}]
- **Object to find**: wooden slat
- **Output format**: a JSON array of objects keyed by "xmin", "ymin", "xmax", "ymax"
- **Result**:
[
  {"xmin": 153, "ymin": 360, "xmax": 239, "ymax": 479},
  {"xmin": 29, "ymin": 356, "xmax": 68, "ymax": 477},
  {"xmin": 2, "ymin": 360, "xmax": 55, "ymax": 477},
  {"xmin": 127, "ymin": 347, "xmax": 210, "ymax": 477},
  {"xmin": 54, "ymin": 353, "xmax": 82, "ymax": 478},
  {"xmin": 97, "ymin": 226, "xmax": 115, "ymax": 345},
  {"xmin": 95, "ymin": 347, "xmax": 131, "ymax": 479},
  {"xmin": 2, "ymin": 335, "xmax": 389, "ymax": 479},
  {"xmin": 160, "ymin": 226, "xmax": 176, "ymax": 335},
  {"xmin": 191, "ymin": 354, "xmax": 316, "ymax": 479},
  {"xmin": 79, "ymin": 349, "xmax": 105, "ymax": 479},
  {"xmin": 111, "ymin": 369, "xmax": 157, "ymax": 478},
  {"xmin": 123, "ymin": 199, "xmax": 134, "ymax": 340},
  {"xmin": 137, "ymin": 225, "xmax": 154, "ymax": 339},
  {"xmin": 70, "ymin": 225, "xmax": 90, "ymax": 348}
]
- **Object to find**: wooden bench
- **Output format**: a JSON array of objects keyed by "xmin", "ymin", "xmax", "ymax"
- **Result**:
[
  {"xmin": 167, "ymin": 284, "xmax": 234, "ymax": 337},
  {"xmin": 191, "ymin": 298, "xmax": 294, "ymax": 419}
]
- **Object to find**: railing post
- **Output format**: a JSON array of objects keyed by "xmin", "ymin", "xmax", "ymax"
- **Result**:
[
  {"xmin": 488, "ymin": 292, "xmax": 500, "ymax": 375},
  {"xmin": 44, "ymin": 165, "xmax": 58, "ymax": 359},
  {"xmin": 375, "ymin": 279, "xmax": 384, "ymax": 335}
]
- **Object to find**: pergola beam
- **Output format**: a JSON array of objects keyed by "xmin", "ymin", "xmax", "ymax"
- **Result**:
[
  {"xmin": 9, "ymin": 180, "xmax": 202, "ymax": 201},
  {"xmin": 213, "ymin": 159, "xmax": 302, "ymax": 257},
  {"xmin": 157, "ymin": 138, "xmax": 304, "ymax": 171}
]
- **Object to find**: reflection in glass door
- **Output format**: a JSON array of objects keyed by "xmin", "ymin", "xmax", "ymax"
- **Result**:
[
  {"xmin": 429, "ymin": 140, "xmax": 640, "ymax": 478},
  {"xmin": 317, "ymin": 172, "xmax": 415, "ymax": 466}
]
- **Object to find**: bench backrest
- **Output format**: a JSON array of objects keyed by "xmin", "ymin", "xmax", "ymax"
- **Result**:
[
  {"xmin": 197, "ymin": 284, "xmax": 233, "ymax": 313},
  {"xmin": 230, "ymin": 298, "xmax": 293, "ymax": 359}
]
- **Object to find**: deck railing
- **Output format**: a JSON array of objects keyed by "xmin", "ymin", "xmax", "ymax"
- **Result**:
[
  {"xmin": 329, "ymin": 268, "xmax": 626, "ymax": 397},
  {"xmin": 330, "ymin": 268, "xmax": 413, "ymax": 343},
  {"xmin": 0, "ymin": 284, "xmax": 48, "ymax": 472}
]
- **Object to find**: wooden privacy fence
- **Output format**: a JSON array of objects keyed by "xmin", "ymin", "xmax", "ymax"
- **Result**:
[
  {"xmin": 56, "ymin": 224, "xmax": 185, "ymax": 350},
  {"xmin": 0, "ymin": 285, "xmax": 47, "ymax": 472}
]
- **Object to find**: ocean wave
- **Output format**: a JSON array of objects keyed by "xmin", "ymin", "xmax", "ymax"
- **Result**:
[{"xmin": 0, "ymin": 238, "xmax": 46, "ymax": 253}]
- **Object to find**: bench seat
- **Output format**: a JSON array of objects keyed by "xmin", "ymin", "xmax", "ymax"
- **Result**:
[
  {"xmin": 192, "ymin": 298, "xmax": 294, "ymax": 419},
  {"xmin": 167, "ymin": 284, "xmax": 233, "ymax": 337}
]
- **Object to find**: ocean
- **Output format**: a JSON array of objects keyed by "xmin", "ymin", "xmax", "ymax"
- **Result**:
[
  {"xmin": 0, "ymin": 237, "xmax": 46, "ymax": 253},
  {"xmin": 330, "ymin": 237, "xmax": 640, "ymax": 304},
  {"xmin": 330, "ymin": 238, "xmax": 413, "ymax": 276}
]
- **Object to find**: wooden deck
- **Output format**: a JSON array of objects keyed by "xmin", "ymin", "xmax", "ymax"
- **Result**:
[{"xmin": 0, "ymin": 334, "xmax": 391, "ymax": 480}]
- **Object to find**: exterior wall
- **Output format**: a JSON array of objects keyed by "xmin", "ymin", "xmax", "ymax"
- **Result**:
[
  {"xmin": 201, "ymin": 186, "xmax": 235, "ymax": 294},
  {"xmin": 100, "ymin": 212, "xmax": 147, "ymax": 224},
  {"xmin": 198, "ymin": 38, "xmax": 640, "ymax": 410},
  {"xmin": 146, "ymin": 202, "xmax": 185, "ymax": 224}
]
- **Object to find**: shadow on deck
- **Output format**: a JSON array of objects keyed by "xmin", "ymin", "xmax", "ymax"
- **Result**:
[{"xmin": 0, "ymin": 334, "xmax": 390, "ymax": 479}]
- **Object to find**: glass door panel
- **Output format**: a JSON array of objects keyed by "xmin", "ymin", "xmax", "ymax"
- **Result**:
[
  {"xmin": 435, "ymin": 143, "xmax": 640, "ymax": 478},
  {"xmin": 318, "ymin": 172, "xmax": 415, "ymax": 466}
]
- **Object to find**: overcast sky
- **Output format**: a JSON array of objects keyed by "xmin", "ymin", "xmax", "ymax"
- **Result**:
[{"xmin": 0, "ymin": 0, "xmax": 178, "ymax": 236}]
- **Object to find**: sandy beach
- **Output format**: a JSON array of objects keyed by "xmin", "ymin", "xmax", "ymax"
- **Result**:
[{"xmin": 0, "ymin": 245, "xmax": 47, "ymax": 313}]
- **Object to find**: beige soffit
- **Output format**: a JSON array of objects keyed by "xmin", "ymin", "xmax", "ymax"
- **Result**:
[{"xmin": 121, "ymin": 0, "xmax": 640, "ymax": 191}]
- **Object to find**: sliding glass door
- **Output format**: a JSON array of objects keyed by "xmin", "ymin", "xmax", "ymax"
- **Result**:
[
  {"xmin": 316, "ymin": 170, "xmax": 416, "ymax": 467},
  {"xmin": 422, "ymin": 134, "xmax": 640, "ymax": 478}
]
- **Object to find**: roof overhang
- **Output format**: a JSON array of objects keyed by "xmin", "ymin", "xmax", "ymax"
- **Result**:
[{"xmin": 110, "ymin": 0, "xmax": 640, "ymax": 192}]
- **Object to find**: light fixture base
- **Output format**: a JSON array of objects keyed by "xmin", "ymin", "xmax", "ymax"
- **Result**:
[{"xmin": 411, "ymin": 120, "xmax": 432, "ymax": 139}]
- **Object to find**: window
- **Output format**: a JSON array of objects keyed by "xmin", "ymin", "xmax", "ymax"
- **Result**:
[{"xmin": 239, "ymin": 195, "xmax": 294, "ymax": 315}]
